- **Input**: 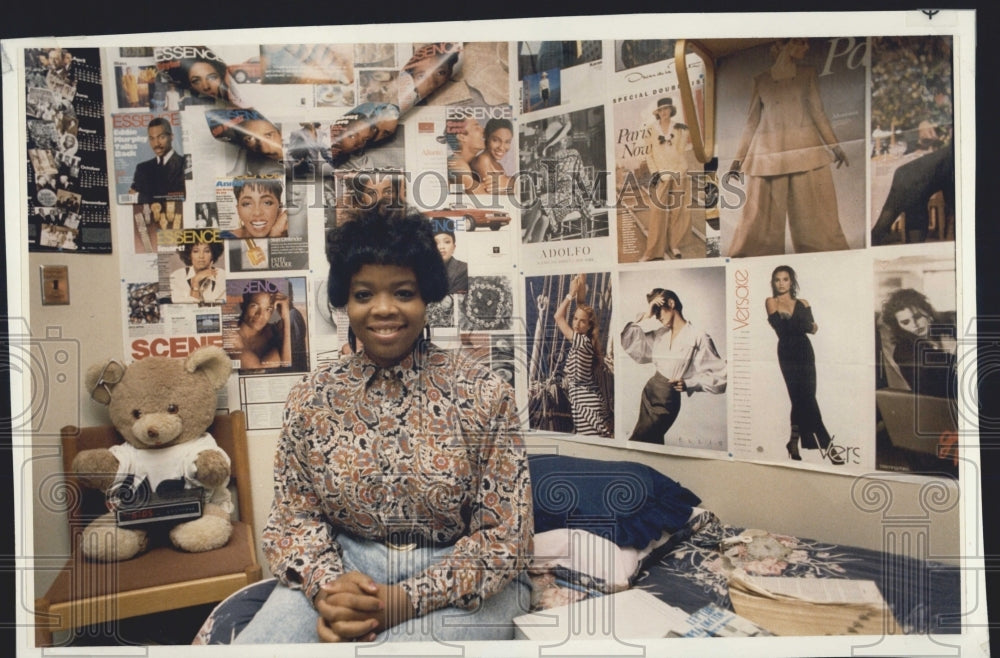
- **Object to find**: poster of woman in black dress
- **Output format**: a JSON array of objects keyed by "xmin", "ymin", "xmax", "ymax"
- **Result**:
[
  {"xmin": 741, "ymin": 253, "xmax": 870, "ymax": 469},
  {"xmin": 766, "ymin": 265, "xmax": 845, "ymax": 465}
]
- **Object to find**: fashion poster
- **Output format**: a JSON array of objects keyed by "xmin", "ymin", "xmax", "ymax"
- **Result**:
[
  {"xmin": 116, "ymin": 46, "xmax": 223, "ymax": 113},
  {"xmin": 518, "ymin": 107, "xmax": 609, "ymax": 246},
  {"xmin": 617, "ymin": 265, "xmax": 727, "ymax": 453},
  {"xmin": 521, "ymin": 68, "xmax": 560, "ymax": 114},
  {"xmin": 736, "ymin": 252, "xmax": 873, "ymax": 470},
  {"xmin": 285, "ymin": 120, "xmax": 337, "ymax": 181},
  {"xmin": 715, "ymin": 37, "xmax": 867, "ymax": 258},
  {"xmin": 869, "ymin": 36, "xmax": 954, "ymax": 247},
  {"xmin": 524, "ymin": 272, "xmax": 614, "ymax": 439},
  {"xmin": 613, "ymin": 92, "xmax": 706, "ymax": 262},
  {"xmin": 24, "ymin": 47, "xmax": 112, "ymax": 253},
  {"xmin": 517, "ymin": 41, "xmax": 604, "ymax": 112},
  {"xmin": 874, "ymin": 248, "xmax": 958, "ymax": 477},
  {"xmin": 222, "ymin": 276, "xmax": 310, "ymax": 374}
]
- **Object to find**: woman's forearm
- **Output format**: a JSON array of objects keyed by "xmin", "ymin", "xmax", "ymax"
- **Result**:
[
  {"xmin": 554, "ymin": 295, "xmax": 573, "ymax": 339},
  {"xmin": 280, "ymin": 318, "xmax": 293, "ymax": 365}
]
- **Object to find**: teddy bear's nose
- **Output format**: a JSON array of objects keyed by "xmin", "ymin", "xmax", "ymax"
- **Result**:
[{"xmin": 147, "ymin": 428, "xmax": 159, "ymax": 439}]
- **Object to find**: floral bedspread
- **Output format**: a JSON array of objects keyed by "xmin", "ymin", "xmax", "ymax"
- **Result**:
[
  {"xmin": 193, "ymin": 511, "xmax": 960, "ymax": 643},
  {"xmin": 632, "ymin": 512, "xmax": 960, "ymax": 635}
]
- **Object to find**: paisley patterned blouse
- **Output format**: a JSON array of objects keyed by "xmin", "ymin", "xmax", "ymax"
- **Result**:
[{"xmin": 262, "ymin": 340, "xmax": 533, "ymax": 617}]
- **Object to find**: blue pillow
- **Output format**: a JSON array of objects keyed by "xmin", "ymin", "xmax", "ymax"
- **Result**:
[{"xmin": 528, "ymin": 454, "xmax": 701, "ymax": 549}]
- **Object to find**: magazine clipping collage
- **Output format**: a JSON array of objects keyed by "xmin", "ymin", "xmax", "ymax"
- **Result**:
[{"xmin": 17, "ymin": 31, "xmax": 967, "ymax": 476}]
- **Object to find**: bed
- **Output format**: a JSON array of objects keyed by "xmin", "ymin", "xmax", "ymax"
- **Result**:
[{"xmin": 192, "ymin": 454, "xmax": 960, "ymax": 643}]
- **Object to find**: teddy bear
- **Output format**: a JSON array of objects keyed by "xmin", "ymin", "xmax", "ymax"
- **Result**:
[{"xmin": 72, "ymin": 345, "xmax": 235, "ymax": 561}]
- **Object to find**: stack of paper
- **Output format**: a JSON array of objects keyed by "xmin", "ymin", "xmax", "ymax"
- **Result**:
[{"xmin": 728, "ymin": 575, "xmax": 901, "ymax": 636}]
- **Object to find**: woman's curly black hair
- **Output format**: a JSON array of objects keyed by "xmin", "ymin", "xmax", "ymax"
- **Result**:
[
  {"xmin": 325, "ymin": 207, "xmax": 448, "ymax": 307},
  {"xmin": 178, "ymin": 241, "xmax": 224, "ymax": 266},
  {"xmin": 882, "ymin": 288, "xmax": 936, "ymax": 336}
]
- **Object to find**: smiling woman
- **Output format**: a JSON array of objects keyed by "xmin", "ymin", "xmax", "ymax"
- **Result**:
[
  {"xmin": 231, "ymin": 207, "xmax": 533, "ymax": 645},
  {"xmin": 229, "ymin": 176, "xmax": 288, "ymax": 239},
  {"xmin": 232, "ymin": 289, "xmax": 291, "ymax": 370}
]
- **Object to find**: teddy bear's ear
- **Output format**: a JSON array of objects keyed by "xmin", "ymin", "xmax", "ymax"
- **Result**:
[
  {"xmin": 185, "ymin": 346, "xmax": 233, "ymax": 391},
  {"xmin": 84, "ymin": 359, "xmax": 127, "ymax": 405}
]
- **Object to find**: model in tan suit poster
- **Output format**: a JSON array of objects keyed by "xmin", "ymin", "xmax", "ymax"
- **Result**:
[{"xmin": 718, "ymin": 37, "xmax": 867, "ymax": 258}]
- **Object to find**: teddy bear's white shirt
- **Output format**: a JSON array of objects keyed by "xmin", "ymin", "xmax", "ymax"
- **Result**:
[{"xmin": 109, "ymin": 433, "xmax": 234, "ymax": 513}]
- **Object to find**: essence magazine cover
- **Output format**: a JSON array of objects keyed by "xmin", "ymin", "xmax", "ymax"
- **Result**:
[{"xmin": 222, "ymin": 276, "xmax": 310, "ymax": 374}]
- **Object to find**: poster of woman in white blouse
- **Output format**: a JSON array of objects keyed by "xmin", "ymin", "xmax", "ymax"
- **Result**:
[{"xmin": 617, "ymin": 266, "xmax": 727, "ymax": 452}]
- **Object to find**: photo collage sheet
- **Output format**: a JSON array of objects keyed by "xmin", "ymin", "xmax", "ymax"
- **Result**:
[
  {"xmin": 24, "ymin": 47, "xmax": 112, "ymax": 252},
  {"xmin": 38, "ymin": 36, "xmax": 958, "ymax": 475}
]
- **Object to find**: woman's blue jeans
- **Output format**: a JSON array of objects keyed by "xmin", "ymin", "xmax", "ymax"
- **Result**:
[{"xmin": 233, "ymin": 532, "xmax": 532, "ymax": 644}]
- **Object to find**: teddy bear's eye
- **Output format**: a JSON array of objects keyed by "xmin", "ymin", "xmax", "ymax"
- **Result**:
[
  {"xmin": 132, "ymin": 409, "xmax": 141, "ymax": 419},
  {"xmin": 167, "ymin": 404, "xmax": 179, "ymax": 414}
]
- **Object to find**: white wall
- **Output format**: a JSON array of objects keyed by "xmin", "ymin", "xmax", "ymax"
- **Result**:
[
  {"xmin": 27, "ymin": 249, "xmax": 960, "ymax": 596},
  {"xmin": 28, "ymin": 250, "xmax": 125, "ymax": 595}
]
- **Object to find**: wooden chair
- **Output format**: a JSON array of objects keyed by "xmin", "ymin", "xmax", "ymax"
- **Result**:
[{"xmin": 34, "ymin": 411, "xmax": 262, "ymax": 647}]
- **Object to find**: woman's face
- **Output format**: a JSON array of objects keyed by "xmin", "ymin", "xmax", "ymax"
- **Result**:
[
  {"xmin": 786, "ymin": 39, "xmax": 809, "ymax": 60},
  {"xmin": 243, "ymin": 292, "xmax": 275, "ymax": 331},
  {"xmin": 347, "ymin": 264, "xmax": 427, "ymax": 368},
  {"xmin": 187, "ymin": 61, "xmax": 222, "ymax": 98},
  {"xmin": 237, "ymin": 185, "xmax": 281, "ymax": 238},
  {"xmin": 241, "ymin": 120, "xmax": 283, "ymax": 159},
  {"xmin": 656, "ymin": 301, "xmax": 675, "ymax": 328},
  {"xmin": 434, "ymin": 233, "xmax": 456, "ymax": 263},
  {"xmin": 337, "ymin": 122, "xmax": 374, "ymax": 154},
  {"xmin": 572, "ymin": 308, "xmax": 592, "ymax": 335},
  {"xmin": 356, "ymin": 175, "xmax": 401, "ymax": 210},
  {"xmin": 772, "ymin": 270, "xmax": 792, "ymax": 295},
  {"xmin": 410, "ymin": 58, "xmax": 452, "ymax": 99},
  {"xmin": 894, "ymin": 307, "xmax": 930, "ymax": 338},
  {"xmin": 189, "ymin": 243, "xmax": 214, "ymax": 271},
  {"xmin": 487, "ymin": 127, "xmax": 513, "ymax": 162}
]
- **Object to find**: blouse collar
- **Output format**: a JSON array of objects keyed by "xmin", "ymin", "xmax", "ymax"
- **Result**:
[{"xmin": 352, "ymin": 338, "xmax": 431, "ymax": 388}]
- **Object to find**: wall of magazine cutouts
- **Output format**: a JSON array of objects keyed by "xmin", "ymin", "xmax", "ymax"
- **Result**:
[{"xmin": 23, "ymin": 37, "xmax": 960, "ymax": 477}]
